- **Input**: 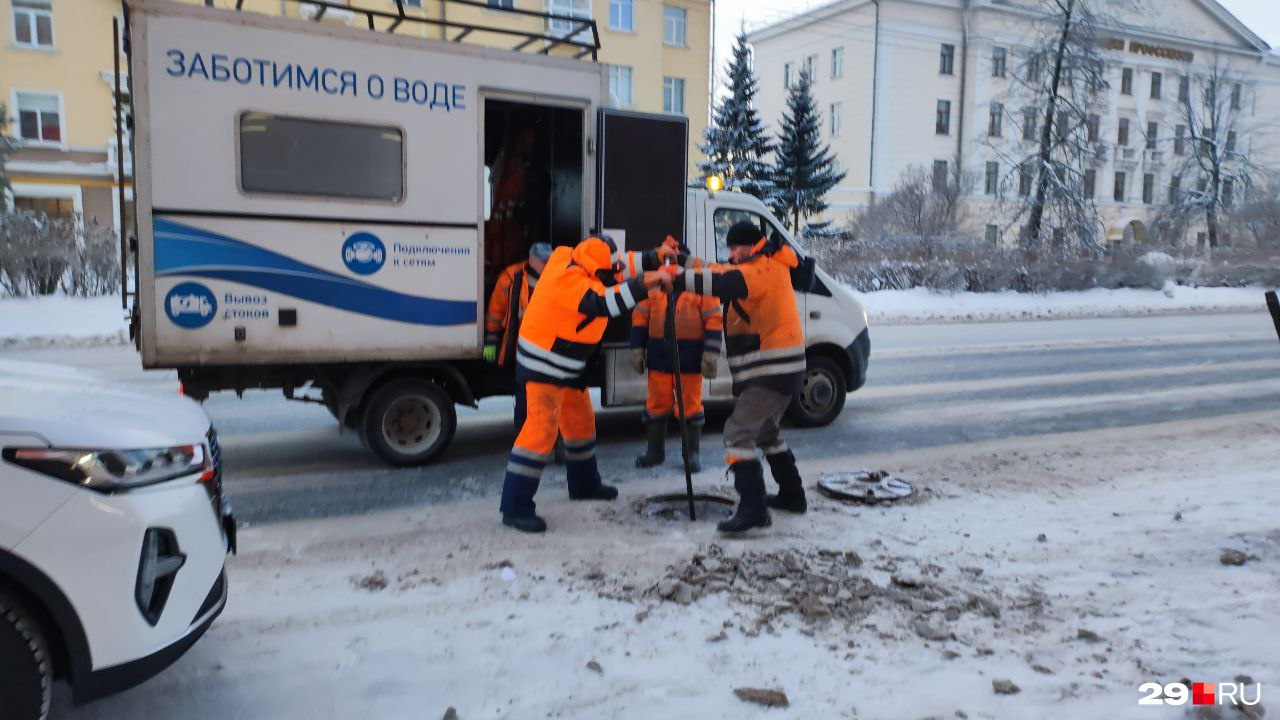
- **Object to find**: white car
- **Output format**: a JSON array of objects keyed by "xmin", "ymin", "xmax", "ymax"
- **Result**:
[{"xmin": 0, "ymin": 360, "xmax": 234, "ymax": 719}]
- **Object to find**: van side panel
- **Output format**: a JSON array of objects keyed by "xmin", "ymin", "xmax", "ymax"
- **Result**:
[{"xmin": 131, "ymin": 3, "xmax": 605, "ymax": 366}]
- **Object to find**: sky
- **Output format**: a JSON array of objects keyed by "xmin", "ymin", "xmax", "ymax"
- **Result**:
[{"xmin": 712, "ymin": 0, "xmax": 1280, "ymax": 93}]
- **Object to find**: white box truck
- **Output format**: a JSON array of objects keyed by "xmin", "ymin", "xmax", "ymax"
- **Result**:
[{"xmin": 124, "ymin": 0, "xmax": 870, "ymax": 466}]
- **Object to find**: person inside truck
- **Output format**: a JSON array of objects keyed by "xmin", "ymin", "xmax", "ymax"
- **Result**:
[
  {"xmin": 630, "ymin": 238, "xmax": 723, "ymax": 472},
  {"xmin": 663, "ymin": 221, "xmax": 808, "ymax": 534},
  {"xmin": 499, "ymin": 236, "xmax": 676, "ymax": 533},
  {"xmin": 485, "ymin": 124, "xmax": 539, "ymax": 275},
  {"xmin": 484, "ymin": 242, "xmax": 553, "ymax": 430}
]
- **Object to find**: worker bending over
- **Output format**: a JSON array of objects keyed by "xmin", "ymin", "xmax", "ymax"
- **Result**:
[
  {"xmin": 630, "ymin": 247, "xmax": 723, "ymax": 472},
  {"xmin": 669, "ymin": 221, "xmax": 807, "ymax": 534},
  {"xmin": 500, "ymin": 237, "xmax": 674, "ymax": 533}
]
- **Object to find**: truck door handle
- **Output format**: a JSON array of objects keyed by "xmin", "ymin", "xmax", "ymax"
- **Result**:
[{"xmin": 809, "ymin": 311, "xmax": 822, "ymax": 320}]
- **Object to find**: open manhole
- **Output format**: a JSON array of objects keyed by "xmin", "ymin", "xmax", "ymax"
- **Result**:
[
  {"xmin": 818, "ymin": 470, "xmax": 914, "ymax": 504},
  {"xmin": 642, "ymin": 493, "xmax": 736, "ymax": 522}
]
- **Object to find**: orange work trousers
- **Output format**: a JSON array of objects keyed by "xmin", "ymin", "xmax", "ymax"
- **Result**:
[
  {"xmin": 513, "ymin": 381, "xmax": 597, "ymax": 460},
  {"xmin": 644, "ymin": 371, "xmax": 703, "ymax": 422}
]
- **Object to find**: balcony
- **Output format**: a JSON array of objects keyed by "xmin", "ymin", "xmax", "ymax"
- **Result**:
[
  {"xmin": 1144, "ymin": 149, "xmax": 1165, "ymax": 166},
  {"xmin": 1114, "ymin": 146, "xmax": 1139, "ymax": 166}
]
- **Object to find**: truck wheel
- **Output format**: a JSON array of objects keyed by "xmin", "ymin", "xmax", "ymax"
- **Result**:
[
  {"xmin": 786, "ymin": 355, "xmax": 846, "ymax": 428},
  {"xmin": 360, "ymin": 378, "xmax": 457, "ymax": 467},
  {"xmin": 0, "ymin": 590, "xmax": 52, "ymax": 720}
]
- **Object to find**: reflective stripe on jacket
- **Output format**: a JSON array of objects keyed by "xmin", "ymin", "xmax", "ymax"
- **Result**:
[{"xmin": 485, "ymin": 261, "xmax": 540, "ymax": 368}]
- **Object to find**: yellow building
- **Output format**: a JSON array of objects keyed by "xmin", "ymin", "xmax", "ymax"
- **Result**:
[
  {"xmin": 1, "ymin": 0, "xmax": 131, "ymax": 234},
  {"xmin": 1, "ymin": 0, "xmax": 710, "ymax": 231}
]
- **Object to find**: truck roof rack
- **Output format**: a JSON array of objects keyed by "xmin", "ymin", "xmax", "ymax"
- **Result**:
[{"xmin": 229, "ymin": 0, "xmax": 600, "ymax": 60}]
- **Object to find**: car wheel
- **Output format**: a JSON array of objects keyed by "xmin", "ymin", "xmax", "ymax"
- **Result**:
[
  {"xmin": 360, "ymin": 378, "xmax": 457, "ymax": 466},
  {"xmin": 0, "ymin": 590, "xmax": 52, "ymax": 720},
  {"xmin": 786, "ymin": 354, "xmax": 846, "ymax": 428}
]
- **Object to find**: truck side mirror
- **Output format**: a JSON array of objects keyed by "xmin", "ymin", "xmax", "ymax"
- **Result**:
[{"xmin": 792, "ymin": 255, "xmax": 817, "ymax": 293}]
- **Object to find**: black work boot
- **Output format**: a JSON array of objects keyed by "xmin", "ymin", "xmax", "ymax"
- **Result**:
[
  {"xmin": 635, "ymin": 418, "xmax": 667, "ymax": 468},
  {"xmin": 502, "ymin": 514, "xmax": 547, "ymax": 533},
  {"xmin": 683, "ymin": 421, "xmax": 703, "ymax": 473},
  {"xmin": 765, "ymin": 449, "xmax": 807, "ymax": 514},
  {"xmin": 717, "ymin": 460, "xmax": 772, "ymax": 534}
]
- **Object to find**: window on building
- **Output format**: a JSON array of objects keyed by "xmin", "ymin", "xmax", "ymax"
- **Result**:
[
  {"xmin": 992, "ymin": 47, "xmax": 1007, "ymax": 78},
  {"xmin": 932, "ymin": 160, "xmax": 948, "ymax": 192},
  {"xmin": 940, "ymin": 44, "xmax": 955, "ymax": 75},
  {"xmin": 1169, "ymin": 175, "xmax": 1181, "ymax": 204},
  {"xmin": 1174, "ymin": 124, "xmax": 1186, "ymax": 155},
  {"xmin": 1231, "ymin": 83, "xmax": 1242, "ymax": 110},
  {"xmin": 1205, "ymin": 79, "xmax": 1216, "ymax": 107},
  {"xmin": 784, "ymin": 63, "xmax": 793, "ymax": 89},
  {"xmin": 1055, "ymin": 110, "xmax": 1069, "ymax": 143},
  {"xmin": 1150, "ymin": 71, "xmax": 1162, "ymax": 100},
  {"xmin": 1146, "ymin": 121, "xmax": 1158, "ymax": 151},
  {"xmin": 804, "ymin": 55, "xmax": 818, "ymax": 82},
  {"xmin": 1084, "ymin": 168, "xmax": 1096, "ymax": 199},
  {"xmin": 1142, "ymin": 173, "xmax": 1154, "ymax": 204},
  {"xmin": 985, "ymin": 161, "xmax": 999, "ymax": 195},
  {"xmin": 1114, "ymin": 171, "xmax": 1126, "ymax": 202},
  {"xmin": 1018, "ymin": 164, "xmax": 1033, "ymax": 197},
  {"xmin": 1226, "ymin": 130, "xmax": 1237, "ymax": 153},
  {"xmin": 1022, "ymin": 107, "xmax": 1037, "ymax": 141},
  {"xmin": 988, "ymin": 103, "xmax": 1003, "ymax": 138},
  {"xmin": 1117, "ymin": 118, "xmax": 1130, "ymax": 146},
  {"xmin": 1025, "ymin": 54, "xmax": 1040, "ymax": 82},
  {"xmin": 487, "ymin": 0, "xmax": 514, "ymax": 8},
  {"xmin": 1178, "ymin": 75, "xmax": 1190, "ymax": 103},
  {"xmin": 609, "ymin": 0, "xmax": 633, "ymax": 31},
  {"xmin": 1121, "ymin": 68, "xmax": 1133, "ymax": 95},
  {"xmin": 239, "ymin": 113, "xmax": 403, "ymax": 201},
  {"xmin": 12, "ymin": 0, "xmax": 53, "ymax": 48},
  {"xmin": 936, "ymin": 100, "xmax": 951, "ymax": 135},
  {"xmin": 1197, "ymin": 176, "xmax": 1208, "ymax": 194},
  {"xmin": 548, "ymin": 0, "xmax": 589, "ymax": 34},
  {"xmin": 1223, "ymin": 178, "xmax": 1235, "ymax": 208},
  {"xmin": 404, "ymin": 0, "xmax": 424, "ymax": 7},
  {"xmin": 663, "ymin": 77, "xmax": 685, "ymax": 114},
  {"xmin": 15, "ymin": 91, "xmax": 61, "ymax": 143},
  {"xmin": 1086, "ymin": 113, "xmax": 1100, "ymax": 143},
  {"xmin": 609, "ymin": 65, "xmax": 633, "ymax": 107},
  {"xmin": 986, "ymin": 224, "xmax": 999, "ymax": 244},
  {"xmin": 663, "ymin": 5, "xmax": 687, "ymax": 46},
  {"xmin": 830, "ymin": 102, "xmax": 842, "ymax": 137},
  {"xmin": 13, "ymin": 196, "xmax": 73, "ymax": 218},
  {"xmin": 832, "ymin": 47, "xmax": 845, "ymax": 79}
]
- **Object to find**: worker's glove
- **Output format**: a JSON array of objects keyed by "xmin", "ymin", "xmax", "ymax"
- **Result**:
[
  {"xmin": 701, "ymin": 351, "xmax": 718, "ymax": 379},
  {"xmin": 642, "ymin": 270, "xmax": 672, "ymax": 292},
  {"xmin": 483, "ymin": 344, "xmax": 497, "ymax": 363},
  {"xmin": 655, "ymin": 242, "xmax": 679, "ymax": 264},
  {"xmin": 631, "ymin": 348, "xmax": 646, "ymax": 375}
]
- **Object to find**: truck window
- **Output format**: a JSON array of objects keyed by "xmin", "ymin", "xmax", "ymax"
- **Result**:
[
  {"xmin": 239, "ymin": 113, "xmax": 404, "ymax": 201},
  {"xmin": 712, "ymin": 208, "xmax": 768, "ymax": 262}
]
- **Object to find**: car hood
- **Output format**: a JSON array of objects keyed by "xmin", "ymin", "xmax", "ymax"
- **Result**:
[{"xmin": 0, "ymin": 359, "xmax": 211, "ymax": 449}]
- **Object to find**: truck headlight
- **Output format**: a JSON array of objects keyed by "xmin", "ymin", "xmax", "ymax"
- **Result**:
[{"xmin": 3, "ymin": 444, "xmax": 209, "ymax": 493}]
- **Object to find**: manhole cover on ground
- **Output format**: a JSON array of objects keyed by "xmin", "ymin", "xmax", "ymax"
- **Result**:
[
  {"xmin": 817, "ymin": 470, "xmax": 914, "ymax": 504},
  {"xmin": 642, "ymin": 493, "xmax": 736, "ymax": 522}
]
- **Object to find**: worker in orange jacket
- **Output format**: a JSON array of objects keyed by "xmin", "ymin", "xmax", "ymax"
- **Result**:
[
  {"xmin": 484, "ymin": 242, "xmax": 552, "ymax": 430},
  {"xmin": 667, "ymin": 221, "xmax": 807, "ymax": 534},
  {"xmin": 500, "ymin": 236, "xmax": 675, "ymax": 533},
  {"xmin": 630, "ymin": 271, "xmax": 723, "ymax": 472}
]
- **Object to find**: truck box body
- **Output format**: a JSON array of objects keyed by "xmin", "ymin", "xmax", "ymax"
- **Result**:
[{"xmin": 131, "ymin": 0, "xmax": 613, "ymax": 367}]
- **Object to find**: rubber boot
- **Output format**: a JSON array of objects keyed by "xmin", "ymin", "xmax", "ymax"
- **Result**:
[
  {"xmin": 567, "ymin": 453, "xmax": 619, "ymax": 501},
  {"xmin": 635, "ymin": 418, "xmax": 667, "ymax": 468},
  {"xmin": 765, "ymin": 449, "xmax": 807, "ymax": 514},
  {"xmin": 717, "ymin": 460, "xmax": 772, "ymax": 534},
  {"xmin": 499, "ymin": 473, "xmax": 546, "ymax": 533},
  {"xmin": 682, "ymin": 421, "xmax": 703, "ymax": 473}
]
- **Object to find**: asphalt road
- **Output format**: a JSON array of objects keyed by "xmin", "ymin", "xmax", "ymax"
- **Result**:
[{"xmin": 5, "ymin": 312, "xmax": 1278, "ymax": 526}]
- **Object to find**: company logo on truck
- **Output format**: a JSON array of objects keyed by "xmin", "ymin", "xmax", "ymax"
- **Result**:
[
  {"xmin": 342, "ymin": 232, "xmax": 386, "ymax": 275},
  {"xmin": 164, "ymin": 282, "xmax": 218, "ymax": 329}
]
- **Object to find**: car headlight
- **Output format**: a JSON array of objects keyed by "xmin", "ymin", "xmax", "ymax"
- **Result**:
[{"xmin": 3, "ymin": 444, "xmax": 209, "ymax": 493}]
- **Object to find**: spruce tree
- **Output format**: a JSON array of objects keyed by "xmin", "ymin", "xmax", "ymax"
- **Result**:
[
  {"xmin": 697, "ymin": 31, "xmax": 774, "ymax": 201},
  {"xmin": 771, "ymin": 69, "xmax": 846, "ymax": 234}
]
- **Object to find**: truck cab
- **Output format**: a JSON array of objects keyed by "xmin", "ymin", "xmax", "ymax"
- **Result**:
[{"xmin": 603, "ymin": 188, "xmax": 870, "ymax": 428}]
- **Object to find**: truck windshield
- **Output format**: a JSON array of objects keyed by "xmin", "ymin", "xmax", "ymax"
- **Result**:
[{"xmin": 712, "ymin": 207, "xmax": 770, "ymax": 263}]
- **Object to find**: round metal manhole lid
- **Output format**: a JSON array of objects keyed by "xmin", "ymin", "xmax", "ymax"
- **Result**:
[
  {"xmin": 817, "ymin": 470, "xmax": 914, "ymax": 504},
  {"xmin": 641, "ymin": 493, "xmax": 736, "ymax": 522}
]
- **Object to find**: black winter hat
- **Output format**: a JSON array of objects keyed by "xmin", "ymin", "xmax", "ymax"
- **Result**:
[{"xmin": 726, "ymin": 221, "xmax": 764, "ymax": 248}]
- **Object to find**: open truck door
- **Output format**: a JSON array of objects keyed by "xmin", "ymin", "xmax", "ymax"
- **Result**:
[{"xmin": 595, "ymin": 110, "xmax": 687, "ymax": 407}]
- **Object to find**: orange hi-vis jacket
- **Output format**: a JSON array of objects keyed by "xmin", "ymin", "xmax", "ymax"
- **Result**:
[
  {"xmin": 485, "ymin": 261, "xmax": 540, "ymax": 367},
  {"xmin": 674, "ymin": 238, "xmax": 805, "ymax": 395},
  {"xmin": 630, "ymin": 290, "xmax": 723, "ymax": 374},
  {"xmin": 516, "ymin": 240, "xmax": 656, "ymax": 388}
]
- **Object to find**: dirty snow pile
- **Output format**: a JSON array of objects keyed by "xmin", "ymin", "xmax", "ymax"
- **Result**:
[{"xmin": 0, "ymin": 295, "xmax": 128, "ymax": 347}]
